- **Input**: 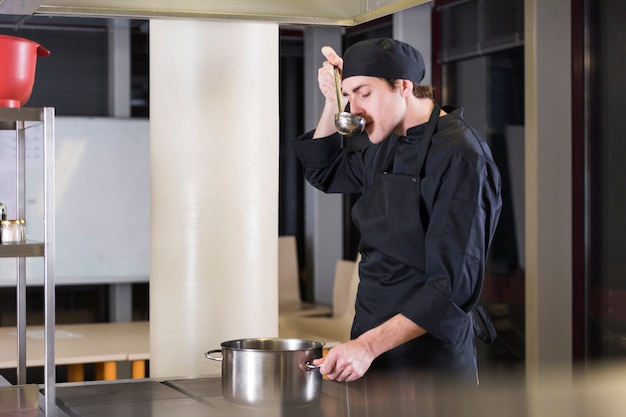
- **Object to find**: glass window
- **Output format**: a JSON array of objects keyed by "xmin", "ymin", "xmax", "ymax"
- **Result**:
[{"xmin": 586, "ymin": 0, "xmax": 626, "ymax": 360}]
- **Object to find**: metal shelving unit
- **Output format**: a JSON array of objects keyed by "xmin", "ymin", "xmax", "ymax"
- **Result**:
[{"xmin": 0, "ymin": 107, "xmax": 55, "ymax": 416}]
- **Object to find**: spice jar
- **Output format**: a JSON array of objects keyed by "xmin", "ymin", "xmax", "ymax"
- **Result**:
[
  {"xmin": 19, "ymin": 219, "xmax": 26, "ymax": 241},
  {"xmin": 1, "ymin": 219, "xmax": 22, "ymax": 243}
]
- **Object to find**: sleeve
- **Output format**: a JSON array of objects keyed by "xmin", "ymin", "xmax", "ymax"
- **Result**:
[
  {"xmin": 292, "ymin": 130, "xmax": 366, "ymax": 194},
  {"xmin": 399, "ymin": 151, "xmax": 502, "ymax": 345}
]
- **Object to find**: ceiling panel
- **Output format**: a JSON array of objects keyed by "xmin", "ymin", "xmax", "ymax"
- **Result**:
[{"xmin": 1, "ymin": 0, "xmax": 429, "ymax": 26}]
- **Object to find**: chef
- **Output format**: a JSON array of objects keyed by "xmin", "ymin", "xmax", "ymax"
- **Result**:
[{"xmin": 292, "ymin": 38, "xmax": 502, "ymax": 384}]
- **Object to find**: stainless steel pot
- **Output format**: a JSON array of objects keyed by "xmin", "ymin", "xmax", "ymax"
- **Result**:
[{"xmin": 205, "ymin": 338, "xmax": 323, "ymax": 407}]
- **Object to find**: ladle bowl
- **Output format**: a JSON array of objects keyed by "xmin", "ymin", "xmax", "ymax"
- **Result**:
[
  {"xmin": 333, "ymin": 66, "xmax": 366, "ymax": 136},
  {"xmin": 334, "ymin": 112, "xmax": 366, "ymax": 136}
]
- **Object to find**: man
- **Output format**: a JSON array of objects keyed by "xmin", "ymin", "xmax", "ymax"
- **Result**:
[{"xmin": 293, "ymin": 38, "xmax": 502, "ymax": 384}]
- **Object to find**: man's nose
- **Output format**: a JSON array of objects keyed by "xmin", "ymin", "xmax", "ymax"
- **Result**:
[{"xmin": 348, "ymin": 101, "xmax": 364, "ymax": 115}]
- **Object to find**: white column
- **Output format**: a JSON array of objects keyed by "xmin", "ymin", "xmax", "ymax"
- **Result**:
[
  {"xmin": 149, "ymin": 19, "xmax": 279, "ymax": 378},
  {"xmin": 525, "ymin": 0, "xmax": 572, "ymax": 377}
]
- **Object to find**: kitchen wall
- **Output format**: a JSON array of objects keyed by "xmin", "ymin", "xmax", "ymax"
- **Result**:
[{"xmin": 0, "ymin": 117, "xmax": 150, "ymax": 286}]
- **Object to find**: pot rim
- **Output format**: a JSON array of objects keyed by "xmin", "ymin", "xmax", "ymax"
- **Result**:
[{"xmin": 219, "ymin": 337, "xmax": 324, "ymax": 352}]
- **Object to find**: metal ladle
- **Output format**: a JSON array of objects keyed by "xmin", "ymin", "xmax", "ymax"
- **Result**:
[{"xmin": 333, "ymin": 67, "xmax": 365, "ymax": 136}]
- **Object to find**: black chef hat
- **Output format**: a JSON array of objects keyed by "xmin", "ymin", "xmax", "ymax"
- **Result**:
[{"xmin": 342, "ymin": 38, "xmax": 425, "ymax": 84}]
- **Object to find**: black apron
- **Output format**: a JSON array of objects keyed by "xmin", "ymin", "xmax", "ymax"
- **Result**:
[{"xmin": 351, "ymin": 104, "xmax": 478, "ymax": 381}]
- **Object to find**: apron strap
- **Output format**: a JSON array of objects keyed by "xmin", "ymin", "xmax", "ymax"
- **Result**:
[{"xmin": 381, "ymin": 136, "xmax": 401, "ymax": 173}]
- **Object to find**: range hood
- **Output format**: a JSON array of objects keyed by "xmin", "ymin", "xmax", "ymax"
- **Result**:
[{"xmin": 0, "ymin": 0, "xmax": 429, "ymax": 26}]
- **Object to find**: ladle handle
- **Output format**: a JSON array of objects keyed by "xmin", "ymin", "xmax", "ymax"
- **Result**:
[{"xmin": 334, "ymin": 66, "xmax": 343, "ymax": 113}]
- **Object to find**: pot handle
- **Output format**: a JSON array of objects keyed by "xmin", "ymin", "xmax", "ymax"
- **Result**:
[
  {"xmin": 204, "ymin": 349, "xmax": 223, "ymax": 361},
  {"xmin": 304, "ymin": 361, "xmax": 322, "ymax": 371}
]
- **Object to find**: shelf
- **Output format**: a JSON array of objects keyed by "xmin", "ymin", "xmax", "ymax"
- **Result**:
[
  {"xmin": 0, "ymin": 108, "xmax": 48, "ymax": 130},
  {"xmin": 1, "ymin": 106, "xmax": 56, "ymax": 416},
  {"xmin": 0, "ymin": 241, "xmax": 45, "ymax": 258}
]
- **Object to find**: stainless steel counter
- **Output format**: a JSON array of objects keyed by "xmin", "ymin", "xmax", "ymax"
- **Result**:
[
  {"xmin": 55, "ymin": 377, "xmax": 326, "ymax": 417},
  {"xmin": 51, "ymin": 363, "xmax": 626, "ymax": 417},
  {"xmin": 55, "ymin": 374, "xmax": 472, "ymax": 417}
]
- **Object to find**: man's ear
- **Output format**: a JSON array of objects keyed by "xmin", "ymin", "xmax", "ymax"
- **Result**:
[{"xmin": 401, "ymin": 80, "xmax": 414, "ymax": 97}]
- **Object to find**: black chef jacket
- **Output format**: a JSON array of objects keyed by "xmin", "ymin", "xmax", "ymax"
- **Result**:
[{"xmin": 292, "ymin": 105, "xmax": 502, "ymax": 381}]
